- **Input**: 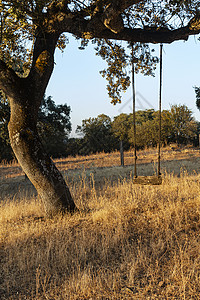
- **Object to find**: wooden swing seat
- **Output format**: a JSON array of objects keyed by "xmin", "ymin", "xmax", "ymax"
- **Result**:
[{"xmin": 133, "ymin": 175, "xmax": 162, "ymax": 185}]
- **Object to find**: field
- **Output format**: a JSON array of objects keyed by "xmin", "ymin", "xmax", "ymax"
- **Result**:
[{"xmin": 1, "ymin": 145, "xmax": 200, "ymax": 299}]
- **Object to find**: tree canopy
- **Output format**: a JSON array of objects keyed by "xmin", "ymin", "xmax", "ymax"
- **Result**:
[
  {"xmin": 195, "ymin": 86, "xmax": 200, "ymax": 110},
  {"xmin": 0, "ymin": 94, "xmax": 72, "ymax": 161},
  {"xmin": 0, "ymin": 91, "xmax": 12, "ymax": 160},
  {"xmin": 38, "ymin": 95, "xmax": 71, "ymax": 157},
  {"xmin": 1, "ymin": 0, "xmax": 200, "ymax": 102},
  {"xmin": 76, "ymin": 113, "xmax": 117, "ymax": 154}
]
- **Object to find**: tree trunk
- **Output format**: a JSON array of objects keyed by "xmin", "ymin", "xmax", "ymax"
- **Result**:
[
  {"xmin": 120, "ymin": 140, "xmax": 124, "ymax": 167},
  {"xmin": 8, "ymin": 92, "xmax": 77, "ymax": 217},
  {"xmin": 0, "ymin": 28, "xmax": 78, "ymax": 216}
]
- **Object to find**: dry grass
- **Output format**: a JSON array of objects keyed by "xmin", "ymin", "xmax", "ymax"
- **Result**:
[
  {"xmin": 1, "ymin": 146, "xmax": 200, "ymax": 299},
  {"xmin": 1, "ymin": 144, "xmax": 200, "ymax": 181}
]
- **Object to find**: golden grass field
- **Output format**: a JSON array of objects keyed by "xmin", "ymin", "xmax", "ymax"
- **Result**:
[{"xmin": 1, "ymin": 145, "xmax": 200, "ymax": 299}]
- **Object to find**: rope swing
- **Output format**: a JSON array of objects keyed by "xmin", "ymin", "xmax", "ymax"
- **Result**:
[
  {"xmin": 132, "ymin": 44, "xmax": 163, "ymax": 185},
  {"xmin": 0, "ymin": 13, "xmax": 3, "ymax": 44}
]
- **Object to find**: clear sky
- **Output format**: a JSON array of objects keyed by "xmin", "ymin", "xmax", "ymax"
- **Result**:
[{"xmin": 46, "ymin": 35, "xmax": 200, "ymax": 137}]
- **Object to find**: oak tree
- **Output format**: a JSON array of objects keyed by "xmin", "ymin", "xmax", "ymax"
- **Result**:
[
  {"xmin": 76, "ymin": 114, "xmax": 117, "ymax": 154},
  {"xmin": 0, "ymin": 92, "xmax": 12, "ymax": 160},
  {"xmin": 1, "ymin": 0, "xmax": 200, "ymax": 215},
  {"xmin": 0, "ymin": 93, "xmax": 72, "ymax": 160},
  {"xmin": 169, "ymin": 104, "xmax": 197, "ymax": 144},
  {"xmin": 195, "ymin": 86, "xmax": 200, "ymax": 110},
  {"xmin": 37, "ymin": 95, "xmax": 71, "ymax": 158}
]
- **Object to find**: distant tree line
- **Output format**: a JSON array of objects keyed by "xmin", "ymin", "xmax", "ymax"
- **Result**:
[
  {"xmin": 0, "ymin": 92, "xmax": 200, "ymax": 162},
  {"xmin": 67, "ymin": 104, "xmax": 198, "ymax": 156}
]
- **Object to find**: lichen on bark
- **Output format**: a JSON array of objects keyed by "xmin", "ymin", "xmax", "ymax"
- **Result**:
[{"xmin": 35, "ymin": 51, "xmax": 51, "ymax": 75}]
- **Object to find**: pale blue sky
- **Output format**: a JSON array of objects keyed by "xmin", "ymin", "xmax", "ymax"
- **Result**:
[{"xmin": 46, "ymin": 35, "xmax": 200, "ymax": 137}]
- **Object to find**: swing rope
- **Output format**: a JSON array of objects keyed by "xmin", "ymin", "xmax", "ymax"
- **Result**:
[
  {"xmin": 132, "ymin": 43, "xmax": 163, "ymax": 182},
  {"xmin": 131, "ymin": 44, "xmax": 137, "ymax": 178},
  {"xmin": 158, "ymin": 43, "xmax": 163, "ymax": 176},
  {"xmin": 0, "ymin": 13, "xmax": 3, "ymax": 45}
]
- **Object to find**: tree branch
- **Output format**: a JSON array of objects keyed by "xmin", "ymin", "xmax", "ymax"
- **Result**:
[
  {"xmin": 108, "ymin": 0, "xmax": 144, "ymax": 11},
  {"xmin": 93, "ymin": 0, "xmax": 143, "ymax": 33},
  {"xmin": 101, "ymin": 25, "xmax": 200, "ymax": 43},
  {"xmin": 27, "ymin": 29, "xmax": 59, "ymax": 103},
  {"xmin": 0, "ymin": 59, "xmax": 20, "ymax": 96},
  {"xmin": 59, "ymin": 13, "xmax": 200, "ymax": 44}
]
